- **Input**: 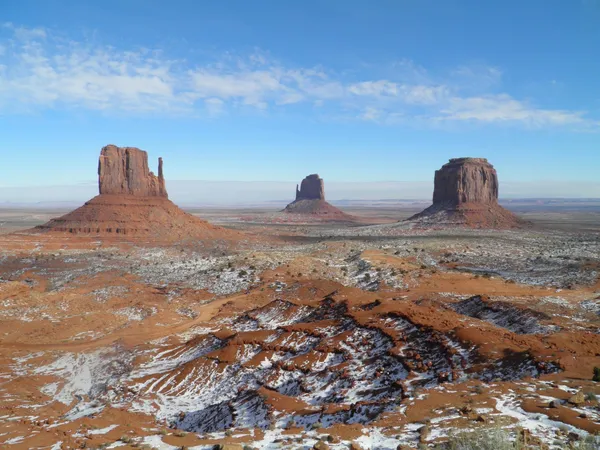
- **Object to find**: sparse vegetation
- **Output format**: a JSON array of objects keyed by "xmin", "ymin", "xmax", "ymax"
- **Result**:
[
  {"xmin": 445, "ymin": 427, "xmax": 523, "ymax": 450},
  {"xmin": 593, "ymin": 366, "xmax": 600, "ymax": 382}
]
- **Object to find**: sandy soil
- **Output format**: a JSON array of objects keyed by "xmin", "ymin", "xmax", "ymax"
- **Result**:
[{"xmin": 0, "ymin": 207, "xmax": 599, "ymax": 449}]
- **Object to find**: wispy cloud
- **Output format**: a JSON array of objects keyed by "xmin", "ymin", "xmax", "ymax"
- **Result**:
[
  {"xmin": 0, "ymin": 24, "xmax": 597, "ymax": 130},
  {"xmin": 438, "ymin": 94, "xmax": 587, "ymax": 126}
]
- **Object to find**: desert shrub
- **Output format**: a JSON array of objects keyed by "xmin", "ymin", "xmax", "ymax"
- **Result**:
[
  {"xmin": 568, "ymin": 435, "xmax": 600, "ymax": 450},
  {"xmin": 446, "ymin": 427, "xmax": 522, "ymax": 450},
  {"xmin": 593, "ymin": 366, "xmax": 600, "ymax": 382},
  {"xmin": 584, "ymin": 391, "xmax": 598, "ymax": 402}
]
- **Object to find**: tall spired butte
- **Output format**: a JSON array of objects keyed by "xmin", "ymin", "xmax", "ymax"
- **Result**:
[
  {"xmin": 35, "ymin": 145, "xmax": 236, "ymax": 240},
  {"xmin": 98, "ymin": 145, "xmax": 167, "ymax": 198}
]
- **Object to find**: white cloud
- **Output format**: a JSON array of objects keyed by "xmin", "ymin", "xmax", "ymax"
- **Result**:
[
  {"xmin": 0, "ymin": 24, "xmax": 596, "ymax": 130},
  {"xmin": 360, "ymin": 106, "xmax": 382, "ymax": 121},
  {"xmin": 204, "ymin": 97, "xmax": 225, "ymax": 116},
  {"xmin": 0, "ymin": 33, "xmax": 190, "ymax": 113},
  {"xmin": 439, "ymin": 94, "xmax": 586, "ymax": 126},
  {"xmin": 3, "ymin": 22, "xmax": 47, "ymax": 40},
  {"xmin": 450, "ymin": 64, "xmax": 502, "ymax": 91}
]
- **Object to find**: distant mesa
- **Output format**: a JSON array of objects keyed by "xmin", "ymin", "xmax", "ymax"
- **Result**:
[
  {"xmin": 283, "ymin": 174, "xmax": 354, "ymax": 221},
  {"xmin": 35, "ymin": 145, "xmax": 238, "ymax": 241},
  {"xmin": 295, "ymin": 173, "xmax": 325, "ymax": 201},
  {"xmin": 408, "ymin": 157, "xmax": 526, "ymax": 228}
]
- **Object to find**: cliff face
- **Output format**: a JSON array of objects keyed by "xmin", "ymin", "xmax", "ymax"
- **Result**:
[
  {"xmin": 432, "ymin": 158, "xmax": 498, "ymax": 206},
  {"xmin": 408, "ymin": 157, "xmax": 526, "ymax": 229},
  {"xmin": 98, "ymin": 145, "xmax": 167, "ymax": 198},
  {"xmin": 295, "ymin": 174, "xmax": 325, "ymax": 201}
]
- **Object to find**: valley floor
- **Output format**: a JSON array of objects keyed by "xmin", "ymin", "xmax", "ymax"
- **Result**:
[{"xmin": 0, "ymin": 210, "xmax": 599, "ymax": 449}]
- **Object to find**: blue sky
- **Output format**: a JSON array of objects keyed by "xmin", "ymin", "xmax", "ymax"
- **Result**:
[{"xmin": 0, "ymin": 0, "xmax": 599, "ymax": 201}]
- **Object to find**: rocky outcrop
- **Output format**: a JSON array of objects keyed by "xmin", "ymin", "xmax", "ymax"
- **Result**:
[
  {"xmin": 408, "ymin": 157, "xmax": 526, "ymax": 229},
  {"xmin": 35, "ymin": 145, "xmax": 240, "ymax": 241},
  {"xmin": 295, "ymin": 174, "xmax": 325, "ymax": 201},
  {"xmin": 284, "ymin": 174, "xmax": 354, "ymax": 222},
  {"xmin": 98, "ymin": 145, "xmax": 167, "ymax": 198},
  {"xmin": 433, "ymin": 158, "xmax": 498, "ymax": 206}
]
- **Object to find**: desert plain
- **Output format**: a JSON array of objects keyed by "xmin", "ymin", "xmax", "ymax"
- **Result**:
[{"xmin": 0, "ymin": 197, "xmax": 599, "ymax": 450}]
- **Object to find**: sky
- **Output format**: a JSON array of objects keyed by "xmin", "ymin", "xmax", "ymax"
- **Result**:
[{"xmin": 0, "ymin": 0, "xmax": 599, "ymax": 202}]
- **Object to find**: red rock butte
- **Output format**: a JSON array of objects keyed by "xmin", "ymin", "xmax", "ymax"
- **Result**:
[
  {"xmin": 98, "ymin": 145, "xmax": 167, "ymax": 198},
  {"xmin": 35, "ymin": 145, "xmax": 239, "ymax": 241},
  {"xmin": 408, "ymin": 157, "xmax": 526, "ymax": 228},
  {"xmin": 283, "ymin": 174, "xmax": 354, "ymax": 221}
]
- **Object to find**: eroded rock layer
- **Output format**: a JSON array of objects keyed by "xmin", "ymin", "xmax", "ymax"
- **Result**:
[{"xmin": 36, "ymin": 195, "xmax": 234, "ymax": 240}]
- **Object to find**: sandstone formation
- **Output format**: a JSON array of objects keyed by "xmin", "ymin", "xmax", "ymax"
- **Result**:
[
  {"xmin": 284, "ymin": 174, "xmax": 354, "ymax": 221},
  {"xmin": 432, "ymin": 158, "xmax": 498, "ymax": 206},
  {"xmin": 408, "ymin": 158, "xmax": 525, "ymax": 228},
  {"xmin": 295, "ymin": 174, "xmax": 325, "ymax": 201},
  {"xmin": 36, "ymin": 145, "xmax": 239, "ymax": 241},
  {"xmin": 98, "ymin": 145, "xmax": 167, "ymax": 197}
]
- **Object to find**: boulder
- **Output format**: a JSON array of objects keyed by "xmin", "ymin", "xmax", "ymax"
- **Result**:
[
  {"xmin": 568, "ymin": 391, "xmax": 586, "ymax": 406},
  {"xmin": 313, "ymin": 441, "xmax": 330, "ymax": 450}
]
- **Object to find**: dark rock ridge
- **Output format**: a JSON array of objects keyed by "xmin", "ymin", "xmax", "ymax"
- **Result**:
[
  {"xmin": 295, "ymin": 174, "xmax": 325, "ymax": 201},
  {"xmin": 98, "ymin": 145, "xmax": 167, "ymax": 198},
  {"xmin": 408, "ymin": 157, "xmax": 526, "ymax": 229}
]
